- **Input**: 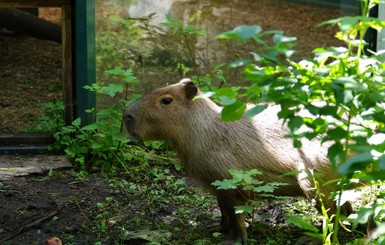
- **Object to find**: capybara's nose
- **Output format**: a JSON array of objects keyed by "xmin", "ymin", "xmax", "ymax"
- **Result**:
[
  {"xmin": 123, "ymin": 108, "xmax": 136, "ymax": 137},
  {"xmin": 124, "ymin": 99, "xmax": 141, "ymax": 123},
  {"xmin": 124, "ymin": 103, "xmax": 138, "ymax": 123},
  {"xmin": 124, "ymin": 112, "xmax": 133, "ymax": 122}
]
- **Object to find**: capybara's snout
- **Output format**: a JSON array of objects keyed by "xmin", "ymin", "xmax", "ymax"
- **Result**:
[
  {"xmin": 123, "ymin": 101, "xmax": 140, "ymax": 139},
  {"xmin": 123, "ymin": 107, "xmax": 134, "ymax": 124}
]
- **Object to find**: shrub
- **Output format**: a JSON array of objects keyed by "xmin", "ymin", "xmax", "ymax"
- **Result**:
[{"xmin": 210, "ymin": 0, "xmax": 385, "ymax": 243}]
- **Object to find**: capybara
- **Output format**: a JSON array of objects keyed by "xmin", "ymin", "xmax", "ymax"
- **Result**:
[{"xmin": 123, "ymin": 78, "xmax": 352, "ymax": 244}]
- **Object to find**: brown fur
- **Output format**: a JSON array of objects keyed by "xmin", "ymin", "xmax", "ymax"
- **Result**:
[{"xmin": 124, "ymin": 79, "xmax": 352, "ymax": 244}]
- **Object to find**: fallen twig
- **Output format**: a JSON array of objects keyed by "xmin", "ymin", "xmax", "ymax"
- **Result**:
[{"xmin": 0, "ymin": 210, "xmax": 59, "ymax": 243}]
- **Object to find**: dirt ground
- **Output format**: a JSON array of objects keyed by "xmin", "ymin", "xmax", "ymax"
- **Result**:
[
  {"xmin": 0, "ymin": 167, "xmax": 310, "ymax": 245},
  {"xmin": 0, "ymin": 165, "xmax": 366, "ymax": 245},
  {"xmin": 0, "ymin": 35, "xmax": 62, "ymax": 133},
  {"xmin": 0, "ymin": 13, "xmax": 62, "ymax": 133},
  {"xmin": 0, "ymin": 171, "xmax": 111, "ymax": 245}
]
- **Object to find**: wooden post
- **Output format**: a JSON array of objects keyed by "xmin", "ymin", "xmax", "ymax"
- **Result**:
[{"xmin": 62, "ymin": 3, "xmax": 73, "ymax": 125}]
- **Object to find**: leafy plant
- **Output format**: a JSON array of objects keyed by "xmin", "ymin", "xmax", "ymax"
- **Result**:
[
  {"xmin": 161, "ymin": 14, "xmax": 207, "ymax": 83},
  {"xmin": 211, "ymin": 0, "xmax": 385, "ymax": 243},
  {"xmin": 23, "ymin": 100, "xmax": 65, "ymax": 133},
  {"xmin": 50, "ymin": 68, "xmax": 169, "ymax": 174},
  {"xmin": 212, "ymin": 169, "xmax": 288, "ymax": 216},
  {"xmin": 96, "ymin": 11, "xmax": 152, "ymax": 70},
  {"xmin": 93, "ymin": 197, "xmax": 117, "ymax": 234}
]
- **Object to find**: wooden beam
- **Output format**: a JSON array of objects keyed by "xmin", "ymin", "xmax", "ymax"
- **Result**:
[
  {"xmin": 0, "ymin": 0, "xmax": 69, "ymax": 8},
  {"xmin": 62, "ymin": 4, "xmax": 73, "ymax": 125},
  {"xmin": 0, "ymin": 133, "xmax": 54, "ymax": 145},
  {"xmin": 0, "ymin": 8, "xmax": 61, "ymax": 43}
]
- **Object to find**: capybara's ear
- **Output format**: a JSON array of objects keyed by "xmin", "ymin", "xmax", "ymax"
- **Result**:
[{"xmin": 180, "ymin": 78, "xmax": 198, "ymax": 100}]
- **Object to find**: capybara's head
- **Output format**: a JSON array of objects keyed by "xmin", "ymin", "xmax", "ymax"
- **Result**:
[{"xmin": 124, "ymin": 78, "xmax": 198, "ymax": 142}]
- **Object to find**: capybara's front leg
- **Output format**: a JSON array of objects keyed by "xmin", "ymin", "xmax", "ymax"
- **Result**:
[
  {"xmin": 217, "ymin": 193, "xmax": 248, "ymax": 245},
  {"xmin": 218, "ymin": 197, "xmax": 231, "ymax": 232}
]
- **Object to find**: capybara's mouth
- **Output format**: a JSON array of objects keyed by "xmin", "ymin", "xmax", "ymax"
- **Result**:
[{"xmin": 127, "ymin": 135, "xmax": 144, "ymax": 146}]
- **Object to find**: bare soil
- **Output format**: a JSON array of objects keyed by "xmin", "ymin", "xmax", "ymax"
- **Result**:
[
  {"xmin": 0, "ymin": 172, "xmax": 112, "ymax": 245},
  {"xmin": 0, "ymin": 34, "xmax": 62, "ymax": 133},
  {"xmin": 0, "ymin": 166, "xmax": 365, "ymax": 244},
  {"xmin": 0, "ymin": 8, "xmax": 62, "ymax": 133},
  {"xmin": 0, "ymin": 168, "xmax": 306, "ymax": 245}
]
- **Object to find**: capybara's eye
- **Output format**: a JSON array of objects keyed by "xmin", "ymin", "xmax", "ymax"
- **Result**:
[{"xmin": 160, "ymin": 97, "xmax": 173, "ymax": 105}]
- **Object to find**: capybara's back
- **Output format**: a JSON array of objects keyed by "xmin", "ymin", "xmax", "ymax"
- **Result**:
[{"xmin": 124, "ymin": 79, "xmax": 352, "ymax": 244}]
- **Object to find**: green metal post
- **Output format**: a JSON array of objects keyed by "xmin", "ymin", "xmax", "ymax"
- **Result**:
[{"xmin": 74, "ymin": 0, "xmax": 96, "ymax": 126}]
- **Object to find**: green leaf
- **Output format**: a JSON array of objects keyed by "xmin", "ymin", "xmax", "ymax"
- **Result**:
[
  {"xmin": 327, "ymin": 127, "xmax": 348, "ymax": 141},
  {"xmin": 333, "ymin": 77, "xmax": 366, "ymax": 92},
  {"xmin": 105, "ymin": 67, "xmax": 125, "ymax": 76},
  {"xmin": 353, "ymin": 205, "xmax": 374, "ymax": 226},
  {"xmin": 339, "ymin": 17, "xmax": 359, "ymax": 32},
  {"xmin": 320, "ymin": 16, "xmax": 385, "ymax": 33},
  {"xmin": 221, "ymin": 100, "xmax": 246, "ymax": 122},
  {"xmin": 319, "ymin": 105, "xmax": 338, "ymax": 117},
  {"xmin": 81, "ymin": 123, "xmax": 98, "ymax": 131},
  {"xmin": 288, "ymin": 116, "xmax": 304, "ymax": 134},
  {"xmin": 288, "ymin": 215, "xmax": 319, "ymax": 233},
  {"xmin": 215, "ymin": 25, "xmax": 262, "ymax": 41},
  {"xmin": 337, "ymin": 152, "xmax": 373, "ymax": 177},
  {"xmin": 331, "ymin": 84, "xmax": 353, "ymax": 104},
  {"xmin": 72, "ymin": 117, "xmax": 81, "ymax": 126},
  {"xmin": 314, "ymin": 46, "xmax": 349, "ymax": 58},
  {"xmin": 101, "ymin": 83, "xmax": 123, "ymax": 97},
  {"xmin": 272, "ymin": 34, "xmax": 297, "ymax": 44},
  {"xmin": 228, "ymin": 169, "xmax": 245, "ymax": 179},
  {"xmin": 245, "ymin": 104, "xmax": 268, "ymax": 119},
  {"xmin": 104, "ymin": 135, "xmax": 114, "ymax": 146},
  {"xmin": 219, "ymin": 96, "xmax": 237, "ymax": 106},
  {"xmin": 293, "ymin": 139, "xmax": 302, "ymax": 148},
  {"xmin": 235, "ymin": 206, "xmax": 254, "ymax": 214},
  {"xmin": 212, "ymin": 179, "xmax": 238, "ymax": 190},
  {"xmin": 216, "ymin": 87, "xmax": 239, "ymax": 97},
  {"xmin": 253, "ymin": 185, "xmax": 275, "ymax": 193},
  {"xmin": 379, "ymin": 155, "xmax": 385, "ymax": 170},
  {"xmin": 91, "ymin": 141, "xmax": 103, "ymax": 149},
  {"xmin": 327, "ymin": 142, "xmax": 346, "ymax": 167}
]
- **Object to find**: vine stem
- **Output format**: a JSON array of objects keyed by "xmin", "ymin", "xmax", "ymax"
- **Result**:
[{"xmin": 332, "ymin": 97, "xmax": 353, "ymax": 244}]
